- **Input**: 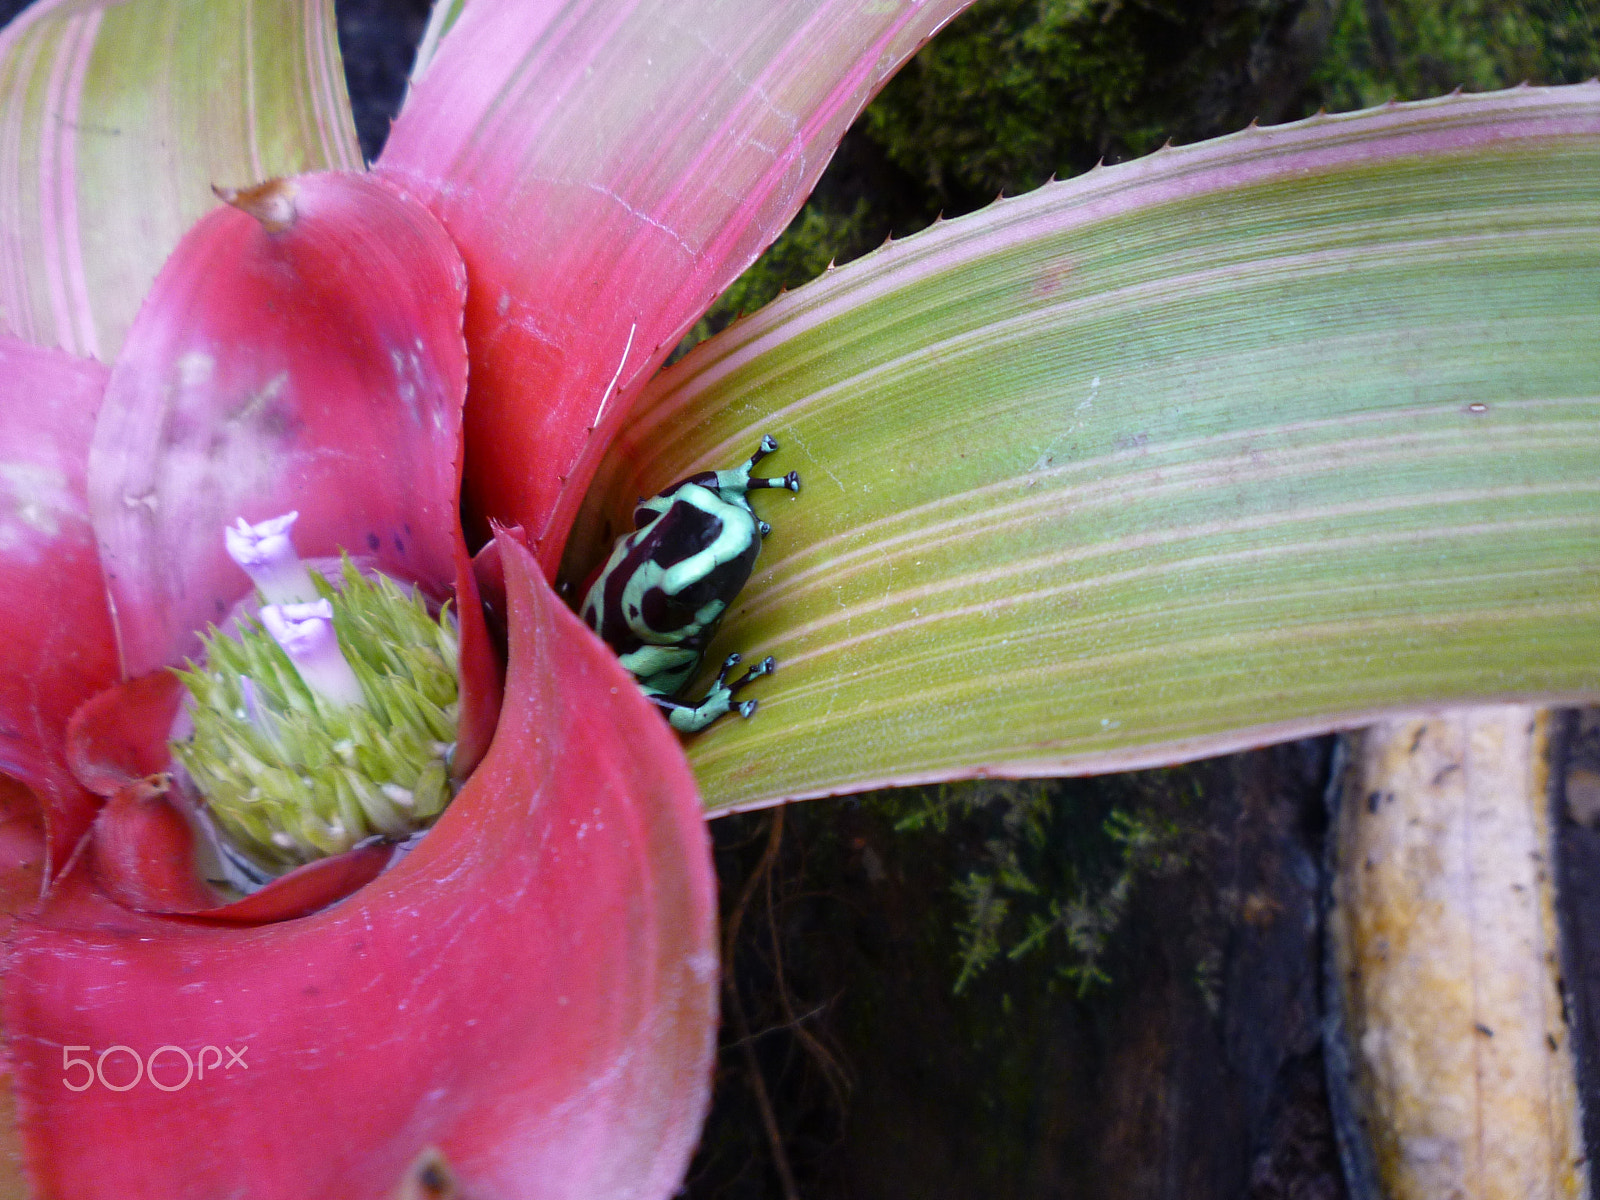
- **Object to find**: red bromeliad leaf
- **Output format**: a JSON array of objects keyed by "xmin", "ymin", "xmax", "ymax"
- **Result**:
[
  {"xmin": 0, "ymin": 2, "xmax": 716, "ymax": 1194},
  {"xmin": 449, "ymin": 529, "xmax": 503, "ymax": 784},
  {"xmin": 0, "ymin": 778, "xmax": 41, "ymax": 1198},
  {"xmin": 0, "ymin": 0, "xmax": 360, "ymax": 360},
  {"xmin": 86, "ymin": 774, "xmax": 223, "ymax": 913},
  {"xmin": 63, "ymin": 669, "xmax": 180, "ymax": 799},
  {"xmin": 0, "ymin": 336, "xmax": 114, "ymax": 874},
  {"xmin": 89, "ymin": 776, "xmax": 395, "ymax": 918},
  {"xmin": 87, "ymin": 171, "xmax": 469, "ymax": 677},
  {"xmin": 5, "ymin": 537, "xmax": 717, "ymax": 1200},
  {"xmin": 77, "ymin": 168, "xmax": 508, "ymax": 919},
  {"xmin": 0, "ymin": 777, "xmax": 44, "ymax": 918},
  {"xmin": 376, "ymin": 0, "xmax": 978, "ymax": 567},
  {"xmin": 181, "ymin": 841, "xmax": 394, "ymax": 923}
]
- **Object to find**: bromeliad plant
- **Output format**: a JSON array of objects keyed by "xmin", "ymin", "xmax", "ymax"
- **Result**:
[
  {"xmin": 0, "ymin": 1, "xmax": 1597, "ymax": 1199},
  {"xmin": 0, "ymin": 3, "xmax": 975, "ymax": 1196}
]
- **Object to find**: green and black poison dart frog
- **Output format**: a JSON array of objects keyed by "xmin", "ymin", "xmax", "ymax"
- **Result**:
[{"xmin": 580, "ymin": 434, "xmax": 800, "ymax": 733}]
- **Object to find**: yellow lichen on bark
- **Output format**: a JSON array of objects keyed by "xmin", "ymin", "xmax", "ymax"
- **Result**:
[{"xmin": 1329, "ymin": 707, "xmax": 1587, "ymax": 1200}]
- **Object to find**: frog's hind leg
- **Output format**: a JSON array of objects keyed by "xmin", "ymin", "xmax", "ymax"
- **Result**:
[
  {"xmin": 714, "ymin": 435, "xmax": 801, "ymax": 496},
  {"xmin": 653, "ymin": 651, "xmax": 777, "ymax": 734},
  {"xmin": 747, "ymin": 469, "xmax": 800, "ymax": 493},
  {"xmin": 728, "ymin": 653, "xmax": 776, "ymax": 695},
  {"xmin": 747, "ymin": 433, "xmax": 779, "ymax": 469}
]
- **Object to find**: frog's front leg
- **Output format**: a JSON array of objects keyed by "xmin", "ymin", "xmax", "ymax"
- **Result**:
[
  {"xmin": 706, "ymin": 434, "xmax": 801, "ymax": 502},
  {"xmin": 648, "ymin": 652, "xmax": 776, "ymax": 734}
]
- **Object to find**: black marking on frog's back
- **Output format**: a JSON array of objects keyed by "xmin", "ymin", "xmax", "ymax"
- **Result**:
[{"xmin": 646, "ymin": 497, "xmax": 724, "ymax": 567}]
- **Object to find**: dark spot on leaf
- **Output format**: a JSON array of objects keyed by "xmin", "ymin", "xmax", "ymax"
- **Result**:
[{"xmin": 410, "ymin": 1149, "xmax": 458, "ymax": 1198}]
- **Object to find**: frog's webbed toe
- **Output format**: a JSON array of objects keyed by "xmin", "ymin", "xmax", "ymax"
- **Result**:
[{"xmin": 655, "ymin": 651, "xmax": 776, "ymax": 733}]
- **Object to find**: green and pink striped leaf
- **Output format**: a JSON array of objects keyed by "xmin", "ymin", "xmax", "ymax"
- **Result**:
[
  {"xmin": 568, "ymin": 85, "xmax": 1600, "ymax": 813},
  {"xmin": 0, "ymin": 0, "xmax": 359, "ymax": 360}
]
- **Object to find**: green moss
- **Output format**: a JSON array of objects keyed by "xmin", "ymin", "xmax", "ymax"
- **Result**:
[
  {"xmin": 1315, "ymin": 0, "xmax": 1600, "ymax": 109},
  {"xmin": 679, "ymin": 200, "xmax": 876, "ymax": 352},
  {"xmin": 860, "ymin": 0, "xmax": 1321, "ymax": 213},
  {"xmin": 879, "ymin": 772, "xmax": 1200, "ymax": 996}
]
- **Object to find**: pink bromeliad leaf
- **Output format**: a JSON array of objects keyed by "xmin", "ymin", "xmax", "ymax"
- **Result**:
[
  {"xmin": 0, "ymin": 337, "xmax": 114, "ymax": 874},
  {"xmin": 0, "ymin": 0, "xmax": 360, "ymax": 360},
  {"xmin": 5, "ymin": 537, "xmax": 718, "ymax": 1200},
  {"xmin": 0, "ymin": 778, "xmax": 44, "ymax": 918},
  {"xmin": 377, "ymin": 0, "xmax": 979, "ymax": 566},
  {"xmin": 87, "ymin": 172, "xmax": 469, "ymax": 678}
]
